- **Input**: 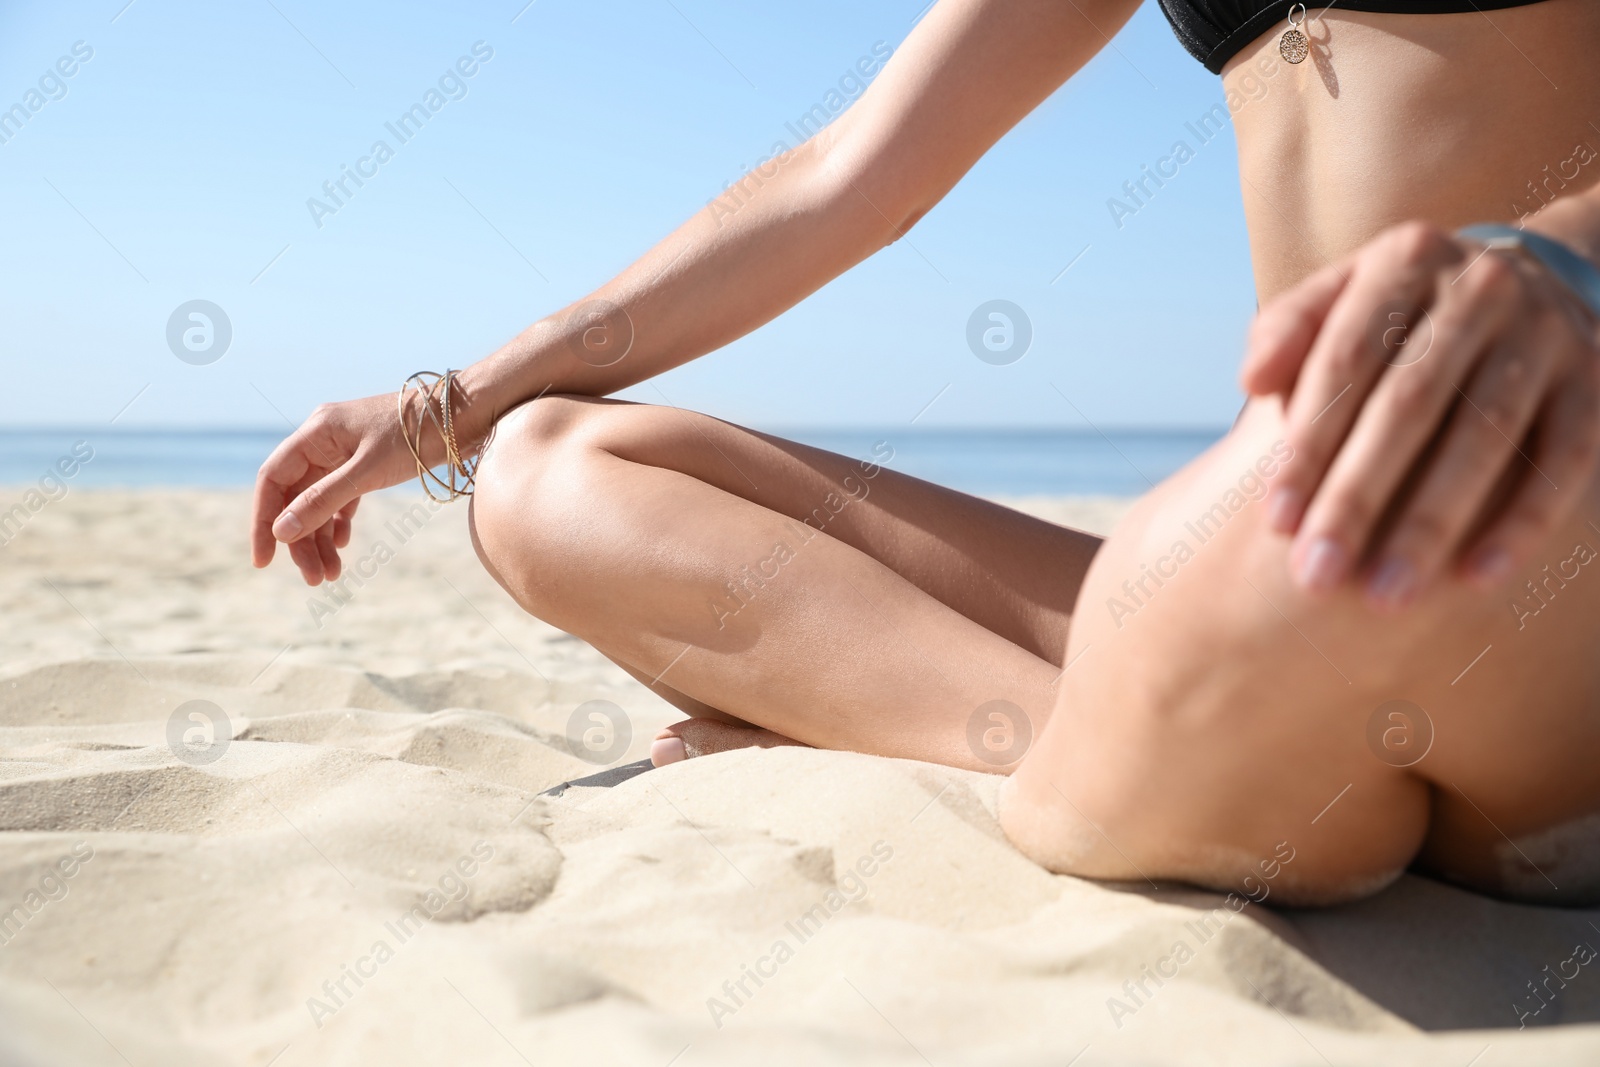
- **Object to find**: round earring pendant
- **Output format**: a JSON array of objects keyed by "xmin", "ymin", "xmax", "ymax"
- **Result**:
[{"xmin": 1279, "ymin": 27, "xmax": 1309, "ymax": 63}]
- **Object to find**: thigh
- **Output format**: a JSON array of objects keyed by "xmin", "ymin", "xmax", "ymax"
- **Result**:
[
  {"xmin": 502, "ymin": 395, "xmax": 1104, "ymax": 665},
  {"xmin": 1004, "ymin": 399, "xmax": 1436, "ymax": 903},
  {"xmin": 1062, "ymin": 400, "xmax": 1600, "ymax": 905}
]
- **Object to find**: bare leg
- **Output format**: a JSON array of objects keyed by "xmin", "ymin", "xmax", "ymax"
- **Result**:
[
  {"xmin": 1001, "ymin": 398, "xmax": 1600, "ymax": 906},
  {"xmin": 468, "ymin": 395, "xmax": 1102, "ymax": 773}
]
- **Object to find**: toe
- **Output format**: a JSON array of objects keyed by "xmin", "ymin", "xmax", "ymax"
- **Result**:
[
  {"xmin": 651, "ymin": 719, "xmax": 806, "ymax": 764},
  {"xmin": 650, "ymin": 735, "xmax": 687, "ymax": 767}
]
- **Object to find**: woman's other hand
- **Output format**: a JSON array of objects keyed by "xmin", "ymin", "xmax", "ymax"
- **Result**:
[
  {"xmin": 250, "ymin": 393, "xmax": 432, "ymax": 586},
  {"xmin": 1241, "ymin": 220, "xmax": 1600, "ymax": 611}
]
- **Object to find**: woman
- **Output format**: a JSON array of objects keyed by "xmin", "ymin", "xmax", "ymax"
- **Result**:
[{"xmin": 252, "ymin": 0, "xmax": 1600, "ymax": 906}]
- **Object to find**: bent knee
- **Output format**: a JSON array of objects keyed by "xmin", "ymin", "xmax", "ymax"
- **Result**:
[
  {"xmin": 472, "ymin": 395, "xmax": 619, "ymax": 519},
  {"xmin": 477, "ymin": 395, "xmax": 602, "ymax": 487},
  {"xmin": 469, "ymin": 396, "xmax": 611, "ymax": 579}
]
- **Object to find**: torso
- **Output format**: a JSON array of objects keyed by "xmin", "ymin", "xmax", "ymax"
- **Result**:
[{"xmin": 1222, "ymin": 0, "xmax": 1600, "ymax": 299}]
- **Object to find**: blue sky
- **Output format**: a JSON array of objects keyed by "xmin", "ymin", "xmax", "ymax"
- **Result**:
[{"xmin": 1, "ymin": 0, "xmax": 1255, "ymax": 431}]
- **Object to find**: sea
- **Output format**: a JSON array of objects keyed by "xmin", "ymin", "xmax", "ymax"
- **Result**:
[{"xmin": 0, "ymin": 427, "xmax": 1224, "ymax": 498}]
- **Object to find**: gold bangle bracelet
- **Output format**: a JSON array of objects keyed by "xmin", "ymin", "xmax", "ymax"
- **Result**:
[{"xmin": 398, "ymin": 369, "xmax": 477, "ymax": 502}]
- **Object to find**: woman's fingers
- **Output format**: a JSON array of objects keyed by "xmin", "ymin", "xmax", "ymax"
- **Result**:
[
  {"xmin": 1461, "ymin": 361, "xmax": 1600, "ymax": 586},
  {"xmin": 281, "ymin": 502, "xmax": 355, "ymax": 586},
  {"xmin": 287, "ymin": 530, "xmax": 327, "ymax": 586},
  {"xmin": 314, "ymin": 524, "xmax": 342, "ymax": 583},
  {"xmin": 1266, "ymin": 224, "xmax": 1456, "ymax": 536},
  {"xmin": 276, "ymin": 452, "xmax": 373, "ymax": 545},
  {"xmin": 1240, "ymin": 259, "xmax": 1350, "ymax": 397},
  {"xmin": 251, "ymin": 478, "xmax": 287, "ymax": 569},
  {"xmin": 332, "ymin": 497, "xmax": 360, "ymax": 550},
  {"xmin": 251, "ymin": 392, "xmax": 418, "ymax": 577},
  {"xmin": 251, "ymin": 434, "xmax": 319, "ymax": 569},
  {"xmin": 1289, "ymin": 247, "xmax": 1520, "ymax": 592},
  {"xmin": 253, "ymin": 434, "xmax": 366, "ymax": 585},
  {"xmin": 1362, "ymin": 316, "xmax": 1561, "ymax": 609}
]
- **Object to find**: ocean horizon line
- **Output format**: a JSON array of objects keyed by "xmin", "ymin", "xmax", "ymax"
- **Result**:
[{"xmin": 0, "ymin": 424, "xmax": 1227, "ymax": 495}]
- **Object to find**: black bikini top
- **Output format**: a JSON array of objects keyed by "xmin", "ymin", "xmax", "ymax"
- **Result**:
[{"xmin": 1156, "ymin": 0, "xmax": 1553, "ymax": 74}]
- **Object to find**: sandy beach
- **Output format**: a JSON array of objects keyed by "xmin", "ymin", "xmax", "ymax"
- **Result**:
[{"xmin": 2, "ymin": 487, "xmax": 1598, "ymax": 1066}]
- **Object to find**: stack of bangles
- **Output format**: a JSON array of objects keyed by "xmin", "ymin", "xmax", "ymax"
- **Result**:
[{"xmin": 398, "ymin": 369, "xmax": 478, "ymax": 502}]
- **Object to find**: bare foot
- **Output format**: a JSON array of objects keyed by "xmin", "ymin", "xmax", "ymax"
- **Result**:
[{"xmin": 650, "ymin": 719, "xmax": 807, "ymax": 766}]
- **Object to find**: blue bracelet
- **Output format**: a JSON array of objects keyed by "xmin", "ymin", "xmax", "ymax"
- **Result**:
[{"xmin": 1458, "ymin": 223, "xmax": 1600, "ymax": 321}]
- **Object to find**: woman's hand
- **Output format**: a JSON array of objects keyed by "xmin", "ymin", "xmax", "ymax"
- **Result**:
[
  {"xmin": 251, "ymin": 392, "xmax": 432, "ymax": 586},
  {"xmin": 1242, "ymin": 220, "xmax": 1600, "ymax": 610}
]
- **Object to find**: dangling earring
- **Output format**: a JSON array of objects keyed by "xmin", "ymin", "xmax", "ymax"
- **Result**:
[{"xmin": 1279, "ymin": 3, "xmax": 1309, "ymax": 64}]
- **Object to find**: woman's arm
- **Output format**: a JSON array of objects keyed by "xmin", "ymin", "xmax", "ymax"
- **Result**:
[
  {"xmin": 458, "ymin": 0, "xmax": 1142, "ymax": 433},
  {"xmin": 253, "ymin": 0, "xmax": 1142, "ymax": 584}
]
